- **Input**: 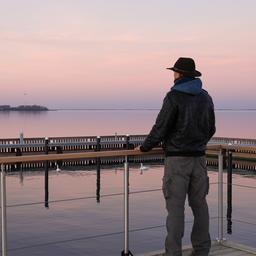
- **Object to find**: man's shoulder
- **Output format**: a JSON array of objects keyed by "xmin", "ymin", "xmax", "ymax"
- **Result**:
[
  {"xmin": 201, "ymin": 89, "xmax": 210, "ymax": 95},
  {"xmin": 164, "ymin": 90, "xmax": 180, "ymax": 106},
  {"xmin": 201, "ymin": 89, "xmax": 213, "ymax": 101},
  {"xmin": 166, "ymin": 90, "xmax": 180, "ymax": 99}
]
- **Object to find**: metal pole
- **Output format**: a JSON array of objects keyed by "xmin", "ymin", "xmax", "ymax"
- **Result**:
[
  {"xmin": 126, "ymin": 134, "xmax": 130, "ymax": 150},
  {"xmin": 122, "ymin": 155, "xmax": 133, "ymax": 256},
  {"xmin": 44, "ymin": 138, "xmax": 49, "ymax": 208},
  {"xmin": 222, "ymin": 149, "xmax": 227, "ymax": 169},
  {"xmin": 124, "ymin": 155, "xmax": 129, "ymax": 255},
  {"xmin": 96, "ymin": 136, "xmax": 101, "ymax": 203},
  {"xmin": 217, "ymin": 149, "xmax": 224, "ymax": 243},
  {"xmin": 227, "ymin": 150, "xmax": 233, "ymax": 234},
  {"xmin": 1, "ymin": 164, "xmax": 7, "ymax": 256}
]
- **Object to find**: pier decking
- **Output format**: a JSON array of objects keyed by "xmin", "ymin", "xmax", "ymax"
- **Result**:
[{"xmin": 138, "ymin": 241, "xmax": 256, "ymax": 256}]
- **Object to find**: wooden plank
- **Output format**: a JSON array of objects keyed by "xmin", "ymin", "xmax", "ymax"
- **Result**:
[
  {"xmin": 0, "ymin": 145, "xmax": 221, "ymax": 165},
  {"xmin": 0, "ymin": 148, "xmax": 163, "ymax": 164}
]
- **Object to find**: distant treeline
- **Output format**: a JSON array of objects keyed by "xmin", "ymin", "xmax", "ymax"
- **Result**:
[{"xmin": 0, "ymin": 105, "xmax": 48, "ymax": 111}]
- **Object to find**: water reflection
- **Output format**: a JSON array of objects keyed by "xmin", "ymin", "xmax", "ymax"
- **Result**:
[
  {"xmin": 139, "ymin": 163, "xmax": 150, "ymax": 175},
  {"xmin": 96, "ymin": 158, "xmax": 101, "ymax": 203},
  {"xmin": 45, "ymin": 161, "xmax": 49, "ymax": 208},
  {"xmin": 5, "ymin": 166, "xmax": 256, "ymax": 256},
  {"xmin": 19, "ymin": 169, "xmax": 24, "ymax": 186}
]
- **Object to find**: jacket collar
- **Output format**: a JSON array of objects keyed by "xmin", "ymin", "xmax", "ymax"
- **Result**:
[{"xmin": 171, "ymin": 77, "xmax": 203, "ymax": 95}]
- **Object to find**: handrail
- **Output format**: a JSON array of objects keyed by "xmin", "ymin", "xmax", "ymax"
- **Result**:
[
  {"xmin": 0, "ymin": 148, "xmax": 163, "ymax": 164},
  {"xmin": 2, "ymin": 143, "xmax": 256, "ymax": 165},
  {"xmin": 0, "ymin": 144, "xmax": 222, "ymax": 164}
]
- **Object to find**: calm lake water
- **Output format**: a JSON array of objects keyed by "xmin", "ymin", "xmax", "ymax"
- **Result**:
[
  {"xmin": 4, "ymin": 166, "xmax": 256, "ymax": 256},
  {"xmin": 0, "ymin": 110, "xmax": 256, "ymax": 138},
  {"xmin": 0, "ymin": 110, "xmax": 256, "ymax": 255}
]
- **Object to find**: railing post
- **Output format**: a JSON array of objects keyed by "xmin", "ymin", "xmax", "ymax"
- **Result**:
[
  {"xmin": 217, "ymin": 149, "xmax": 224, "ymax": 243},
  {"xmin": 122, "ymin": 155, "xmax": 133, "ymax": 256},
  {"xmin": 1, "ymin": 164, "xmax": 8, "ymax": 256},
  {"xmin": 227, "ymin": 150, "xmax": 233, "ymax": 234},
  {"xmin": 96, "ymin": 136, "xmax": 101, "ymax": 203},
  {"xmin": 222, "ymin": 148, "xmax": 227, "ymax": 169},
  {"xmin": 44, "ymin": 137, "xmax": 49, "ymax": 208},
  {"xmin": 126, "ymin": 135, "xmax": 130, "ymax": 150}
]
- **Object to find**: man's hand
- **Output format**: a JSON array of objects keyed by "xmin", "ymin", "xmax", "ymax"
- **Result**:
[
  {"xmin": 135, "ymin": 145, "xmax": 149, "ymax": 152},
  {"xmin": 134, "ymin": 146, "xmax": 141, "ymax": 151}
]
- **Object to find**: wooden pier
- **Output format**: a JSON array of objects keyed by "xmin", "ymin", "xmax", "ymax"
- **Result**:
[
  {"xmin": 1, "ymin": 135, "xmax": 256, "ymax": 155},
  {"xmin": 0, "ymin": 135, "xmax": 256, "ymax": 171}
]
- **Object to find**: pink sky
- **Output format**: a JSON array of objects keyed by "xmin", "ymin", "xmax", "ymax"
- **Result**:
[{"xmin": 1, "ymin": 0, "xmax": 256, "ymax": 109}]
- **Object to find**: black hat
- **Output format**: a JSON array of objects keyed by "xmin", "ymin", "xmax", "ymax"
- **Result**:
[{"xmin": 166, "ymin": 57, "xmax": 201, "ymax": 77}]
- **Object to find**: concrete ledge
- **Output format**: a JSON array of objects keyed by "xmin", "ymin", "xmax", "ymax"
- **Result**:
[
  {"xmin": 135, "ymin": 244, "xmax": 193, "ymax": 256},
  {"xmin": 221, "ymin": 240, "xmax": 256, "ymax": 255},
  {"xmin": 135, "ymin": 249, "xmax": 164, "ymax": 256}
]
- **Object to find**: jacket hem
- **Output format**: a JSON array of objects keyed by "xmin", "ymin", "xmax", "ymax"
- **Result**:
[{"xmin": 165, "ymin": 151, "xmax": 205, "ymax": 157}]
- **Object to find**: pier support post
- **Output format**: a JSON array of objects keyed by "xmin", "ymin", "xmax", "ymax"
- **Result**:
[
  {"xmin": 217, "ymin": 149, "xmax": 225, "ymax": 243},
  {"xmin": 122, "ymin": 155, "xmax": 133, "ymax": 256},
  {"xmin": 1, "ymin": 164, "xmax": 8, "ymax": 256}
]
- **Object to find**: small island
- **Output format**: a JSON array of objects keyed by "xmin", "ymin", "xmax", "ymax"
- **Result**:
[{"xmin": 0, "ymin": 105, "xmax": 48, "ymax": 111}]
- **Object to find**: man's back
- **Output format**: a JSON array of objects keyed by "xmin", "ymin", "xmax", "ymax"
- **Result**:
[
  {"xmin": 164, "ymin": 77, "xmax": 215, "ymax": 155},
  {"xmin": 140, "ymin": 77, "xmax": 215, "ymax": 155}
]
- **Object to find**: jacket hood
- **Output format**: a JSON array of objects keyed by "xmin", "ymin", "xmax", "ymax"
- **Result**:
[{"xmin": 171, "ymin": 77, "xmax": 202, "ymax": 95}]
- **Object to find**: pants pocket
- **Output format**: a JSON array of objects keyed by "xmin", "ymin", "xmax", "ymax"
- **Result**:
[
  {"xmin": 162, "ymin": 176, "xmax": 172, "ymax": 199},
  {"xmin": 206, "ymin": 176, "xmax": 209, "ymax": 195}
]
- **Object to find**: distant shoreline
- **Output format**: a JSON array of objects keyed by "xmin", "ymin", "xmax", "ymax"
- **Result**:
[{"xmin": 0, "ymin": 105, "xmax": 48, "ymax": 111}]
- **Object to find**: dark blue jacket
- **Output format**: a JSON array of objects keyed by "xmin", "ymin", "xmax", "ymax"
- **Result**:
[{"xmin": 141, "ymin": 77, "xmax": 216, "ymax": 156}]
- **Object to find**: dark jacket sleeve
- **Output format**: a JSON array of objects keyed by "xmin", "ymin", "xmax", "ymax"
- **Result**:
[
  {"xmin": 208, "ymin": 97, "xmax": 216, "ymax": 141},
  {"xmin": 140, "ymin": 93, "xmax": 177, "ymax": 152}
]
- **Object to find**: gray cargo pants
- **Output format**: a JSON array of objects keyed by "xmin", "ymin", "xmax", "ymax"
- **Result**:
[{"xmin": 162, "ymin": 156, "xmax": 211, "ymax": 256}]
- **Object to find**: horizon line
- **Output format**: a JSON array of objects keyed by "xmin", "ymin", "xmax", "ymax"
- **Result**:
[{"xmin": 49, "ymin": 108, "xmax": 256, "ymax": 111}]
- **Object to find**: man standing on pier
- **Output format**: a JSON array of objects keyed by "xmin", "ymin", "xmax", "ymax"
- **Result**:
[{"xmin": 138, "ymin": 57, "xmax": 215, "ymax": 256}]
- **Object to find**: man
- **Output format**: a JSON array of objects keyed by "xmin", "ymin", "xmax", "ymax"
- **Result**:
[{"xmin": 138, "ymin": 57, "xmax": 215, "ymax": 256}]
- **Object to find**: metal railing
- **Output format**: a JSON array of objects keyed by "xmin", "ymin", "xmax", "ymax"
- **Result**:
[
  {"xmin": 0, "ymin": 143, "xmax": 255, "ymax": 256},
  {"xmin": 1, "ymin": 134, "xmax": 256, "ymax": 154}
]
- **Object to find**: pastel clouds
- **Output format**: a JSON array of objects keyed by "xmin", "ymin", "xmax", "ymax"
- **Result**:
[{"xmin": 1, "ymin": 0, "xmax": 256, "ymax": 108}]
